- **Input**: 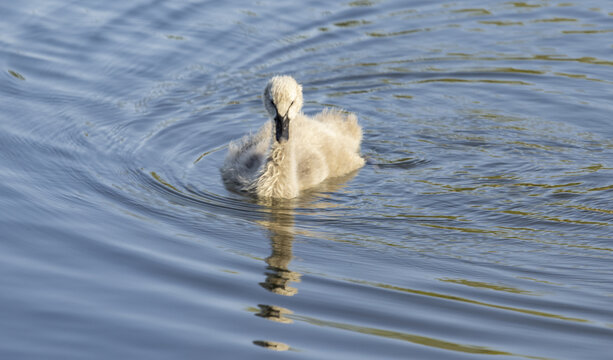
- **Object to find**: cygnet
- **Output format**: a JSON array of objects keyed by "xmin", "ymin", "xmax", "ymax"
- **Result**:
[{"xmin": 221, "ymin": 75, "xmax": 364, "ymax": 199}]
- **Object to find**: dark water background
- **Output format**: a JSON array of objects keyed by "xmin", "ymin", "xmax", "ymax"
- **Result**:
[{"xmin": 1, "ymin": 0, "xmax": 612, "ymax": 359}]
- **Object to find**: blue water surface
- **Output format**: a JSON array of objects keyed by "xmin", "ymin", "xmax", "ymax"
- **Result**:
[{"xmin": 1, "ymin": 1, "xmax": 612, "ymax": 359}]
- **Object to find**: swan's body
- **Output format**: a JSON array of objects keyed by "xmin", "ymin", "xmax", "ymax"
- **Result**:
[{"xmin": 221, "ymin": 75, "xmax": 364, "ymax": 199}]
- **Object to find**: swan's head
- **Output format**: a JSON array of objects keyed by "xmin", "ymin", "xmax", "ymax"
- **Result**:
[{"xmin": 263, "ymin": 75, "xmax": 303, "ymax": 142}]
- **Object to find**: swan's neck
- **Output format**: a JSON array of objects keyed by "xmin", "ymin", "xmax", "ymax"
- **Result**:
[{"xmin": 256, "ymin": 140, "xmax": 298, "ymax": 198}]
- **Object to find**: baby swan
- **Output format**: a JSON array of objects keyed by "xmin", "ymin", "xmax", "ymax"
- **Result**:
[{"xmin": 221, "ymin": 75, "xmax": 364, "ymax": 199}]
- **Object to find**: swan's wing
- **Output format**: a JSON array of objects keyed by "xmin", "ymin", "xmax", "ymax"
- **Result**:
[
  {"xmin": 227, "ymin": 121, "xmax": 271, "ymax": 156},
  {"xmin": 221, "ymin": 121, "xmax": 272, "ymax": 190}
]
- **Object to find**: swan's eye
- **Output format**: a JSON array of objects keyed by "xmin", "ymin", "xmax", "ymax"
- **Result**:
[{"xmin": 269, "ymin": 100, "xmax": 278, "ymax": 114}]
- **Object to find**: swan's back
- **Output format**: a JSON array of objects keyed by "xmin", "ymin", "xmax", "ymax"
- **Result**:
[
  {"xmin": 294, "ymin": 108, "xmax": 364, "ymax": 183},
  {"xmin": 315, "ymin": 108, "xmax": 362, "ymax": 149}
]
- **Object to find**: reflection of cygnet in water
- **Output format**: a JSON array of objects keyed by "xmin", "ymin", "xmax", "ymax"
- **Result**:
[
  {"xmin": 260, "ymin": 264, "xmax": 300, "ymax": 296},
  {"xmin": 255, "ymin": 304, "xmax": 293, "ymax": 324},
  {"xmin": 253, "ymin": 340, "xmax": 290, "ymax": 352},
  {"xmin": 221, "ymin": 75, "xmax": 365, "ymax": 199},
  {"xmin": 258, "ymin": 209, "xmax": 301, "ymax": 296}
]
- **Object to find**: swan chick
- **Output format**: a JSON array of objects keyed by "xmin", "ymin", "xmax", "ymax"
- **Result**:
[{"xmin": 221, "ymin": 75, "xmax": 364, "ymax": 199}]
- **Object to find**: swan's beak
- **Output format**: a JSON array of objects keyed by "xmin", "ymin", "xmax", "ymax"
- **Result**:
[{"xmin": 274, "ymin": 114, "xmax": 290, "ymax": 142}]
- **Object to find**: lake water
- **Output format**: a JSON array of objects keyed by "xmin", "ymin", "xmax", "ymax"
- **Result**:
[{"xmin": 1, "ymin": 0, "xmax": 612, "ymax": 359}]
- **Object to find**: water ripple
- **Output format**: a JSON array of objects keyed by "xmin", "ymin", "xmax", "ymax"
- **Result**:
[{"xmin": 2, "ymin": 0, "xmax": 613, "ymax": 359}]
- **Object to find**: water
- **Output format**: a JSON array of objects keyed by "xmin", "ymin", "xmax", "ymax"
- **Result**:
[{"xmin": 1, "ymin": 0, "xmax": 612, "ymax": 359}]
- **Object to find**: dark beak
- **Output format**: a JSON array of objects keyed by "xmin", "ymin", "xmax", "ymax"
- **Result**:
[{"xmin": 274, "ymin": 114, "xmax": 289, "ymax": 142}]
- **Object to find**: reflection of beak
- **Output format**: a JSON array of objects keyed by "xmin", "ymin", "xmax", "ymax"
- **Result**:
[{"xmin": 274, "ymin": 114, "xmax": 289, "ymax": 142}]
